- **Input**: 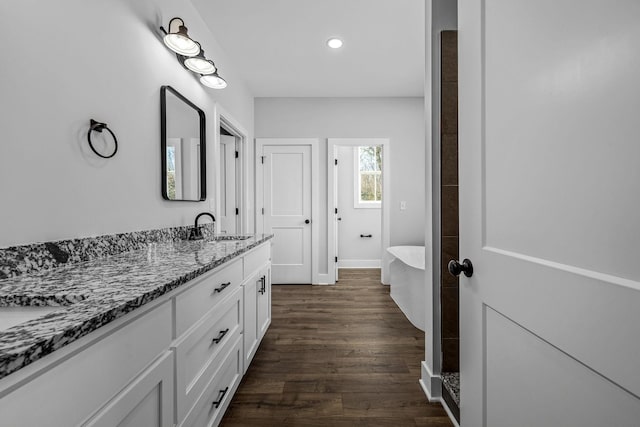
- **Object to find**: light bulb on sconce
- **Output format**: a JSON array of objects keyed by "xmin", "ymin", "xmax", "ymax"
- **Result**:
[
  {"xmin": 184, "ymin": 46, "xmax": 217, "ymax": 75},
  {"xmin": 162, "ymin": 18, "xmax": 200, "ymax": 57},
  {"xmin": 200, "ymin": 72, "xmax": 227, "ymax": 89}
]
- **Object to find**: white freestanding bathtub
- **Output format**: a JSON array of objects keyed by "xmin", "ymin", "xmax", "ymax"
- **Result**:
[{"xmin": 386, "ymin": 246, "xmax": 426, "ymax": 331}]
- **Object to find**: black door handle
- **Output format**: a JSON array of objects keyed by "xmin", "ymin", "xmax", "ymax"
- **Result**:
[
  {"xmin": 448, "ymin": 259, "xmax": 474, "ymax": 277},
  {"xmin": 305, "ymin": 219, "xmax": 311, "ymax": 224}
]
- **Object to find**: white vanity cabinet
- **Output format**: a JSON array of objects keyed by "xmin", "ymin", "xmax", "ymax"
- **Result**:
[
  {"xmin": 0, "ymin": 240, "xmax": 271, "ymax": 427},
  {"xmin": 0, "ymin": 300, "xmax": 174, "ymax": 427},
  {"xmin": 173, "ymin": 242, "xmax": 270, "ymax": 426}
]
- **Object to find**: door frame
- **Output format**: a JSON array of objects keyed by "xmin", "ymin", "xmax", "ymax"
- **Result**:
[
  {"xmin": 421, "ymin": 0, "xmax": 458, "ymax": 409},
  {"xmin": 327, "ymin": 138, "xmax": 391, "ymax": 285},
  {"xmin": 214, "ymin": 104, "xmax": 249, "ymax": 234},
  {"xmin": 255, "ymin": 138, "xmax": 320, "ymax": 284},
  {"xmin": 219, "ymin": 133, "xmax": 239, "ymax": 234}
]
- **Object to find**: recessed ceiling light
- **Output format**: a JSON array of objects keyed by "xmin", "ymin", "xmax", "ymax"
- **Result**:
[{"xmin": 327, "ymin": 38, "xmax": 343, "ymax": 49}]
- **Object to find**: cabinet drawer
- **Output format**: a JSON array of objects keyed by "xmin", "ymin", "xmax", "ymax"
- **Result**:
[
  {"xmin": 175, "ymin": 259, "xmax": 243, "ymax": 336},
  {"xmin": 174, "ymin": 286, "xmax": 243, "ymax": 422},
  {"xmin": 179, "ymin": 335, "xmax": 243, "ymax": 427},
  {"xmin": 243, "ymin": 243, "xmax": 270, "ymax": 278}
]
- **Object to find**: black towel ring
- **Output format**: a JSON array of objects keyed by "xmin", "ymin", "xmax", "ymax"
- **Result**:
[{"xmin": 87, "ymin": 119, "xmax": 118, "ymax": 159}]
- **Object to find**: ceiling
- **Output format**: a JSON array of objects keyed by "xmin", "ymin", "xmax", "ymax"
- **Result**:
[{"xmin": 192, "ymin": 0, "xmax": 425, "ymax": 98}]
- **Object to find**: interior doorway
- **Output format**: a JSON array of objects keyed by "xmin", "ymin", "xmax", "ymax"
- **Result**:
[
  {"xmin": 215, "ymin": 106, "xmax": 249, "ymax": 235},
  {"xmin": 219, "ymin": 126, "xmax": 240, "ymax": 234},
  {"xmin": 334, "ymin": 145, "xmax": 383, "ymax": 281},
  {"xmin": 439, "ymin": 30, "xmax": 460, "ymax": 424},
  {"xmin": 327, "ymin": 138, "xmax": 391, "ymax": 285}
]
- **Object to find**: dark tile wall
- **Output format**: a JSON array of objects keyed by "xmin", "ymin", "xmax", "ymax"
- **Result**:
[{"xmin": 440, "ymin": 30, "xmax": 459, "ymax": 373}]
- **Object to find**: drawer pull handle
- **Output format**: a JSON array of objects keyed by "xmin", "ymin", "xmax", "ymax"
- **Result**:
[
  {"xmin": 212, "ymin": 328, "xmax": 230, "ymax": 344},
  {"xmin": 212, "ymin": 386, "xmax": 229, "ymax": 408},
  {"xmin": 214, "ymin": 282, "xmax": 231, "ymax": 293},
  {"xmin": 258, "ymin": 275, "xmax": 266, "ymax": 295}
]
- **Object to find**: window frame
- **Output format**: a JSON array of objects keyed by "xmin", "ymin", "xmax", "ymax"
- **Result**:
[{"xmin": 353, "ymin": 146, "xmax": 382, "ymax": 209}]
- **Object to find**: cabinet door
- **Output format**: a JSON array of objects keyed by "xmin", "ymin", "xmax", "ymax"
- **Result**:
[
  {"xmin": 257, "ymin": 264, "xmax": 271, "ymax": 340},
  {"xmin": 242, "ymin": 271, "xmax": 260, "ymax": 372},
  {"xmin": 83, "ymin": 351, "xmax": 174, "ymax": 427}
]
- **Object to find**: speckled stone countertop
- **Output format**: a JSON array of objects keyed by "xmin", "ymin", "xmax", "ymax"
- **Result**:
[{"xmin": 0, "ymin": 233, "xmax": 272, "ymax": 381}]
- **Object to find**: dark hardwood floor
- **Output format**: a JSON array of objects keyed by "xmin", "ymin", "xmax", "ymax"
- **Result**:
[{"xmin": 220, "ymin": 269, "xmax": 452, "ymax": 426}]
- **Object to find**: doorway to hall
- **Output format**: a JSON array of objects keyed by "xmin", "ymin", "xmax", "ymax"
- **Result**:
[
  {"xmin": 328, "ymin": 138, "xmax": 390, "ymax": 285},
  {"xmin": 219, "ymin": 126, "xmax": 241, "ymax": 234},
  {"xmin": 334, "ymin": 145, "xmax": 383, "ymax": 281}
]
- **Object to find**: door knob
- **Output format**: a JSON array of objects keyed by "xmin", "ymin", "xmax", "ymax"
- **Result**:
[
  {"xmin": 448, "ymin": 259, "xmax": 474, "ymax": 277},
  {"xmin": 305, "ymin": 219, "xmax": 311, "ymax": 224}
]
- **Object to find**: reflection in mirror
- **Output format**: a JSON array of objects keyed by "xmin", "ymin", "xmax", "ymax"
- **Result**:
[
  {"xmin": 219, "ymin": 126, "xmax": 239, "ymax": 234},
  {"xmin": 161, "ymin": 85, "xmax": 206, "ymax": 201}
]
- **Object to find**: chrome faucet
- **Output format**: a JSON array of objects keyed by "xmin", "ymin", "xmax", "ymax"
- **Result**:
[{"xmin": 188, "ymin": 212, "xmax": 216, "ymax": 240}]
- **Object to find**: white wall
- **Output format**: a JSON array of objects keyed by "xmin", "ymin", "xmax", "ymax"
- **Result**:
[
  {"xmin": 0, "ymin": 0, "xmax": 254, "ymax": 247},
  {"xmin": 336, "ymin": 146, "xmax": 381, "ymax": 266},
  {"xmin": 422, "ymin": 0, "xmax": 458, "ymax": 401},
  {"xmin": 255, "ymin": 97, "xmax": 425, "ymax": 276}
]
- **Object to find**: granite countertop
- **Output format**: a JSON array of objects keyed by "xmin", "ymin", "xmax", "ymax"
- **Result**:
[{"xmin": 0, "ymin": 234, "xmax": 272, "ymax": 381}]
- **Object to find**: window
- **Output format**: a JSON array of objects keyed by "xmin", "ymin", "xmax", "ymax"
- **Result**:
[
  {"xmin": 166, "ymin": 146, "xmax": 176, "ymax": 200},
  {"xmin": 355, "ymin": 146, "xmax": 382, "ymax": 208}
]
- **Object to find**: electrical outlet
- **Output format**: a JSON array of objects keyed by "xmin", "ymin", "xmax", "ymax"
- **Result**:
[{"xmin": 400, "ymin": 201, "xmax": 407, "ymax": 210}]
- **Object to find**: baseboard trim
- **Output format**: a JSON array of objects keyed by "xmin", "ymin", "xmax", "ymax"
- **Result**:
[
  {"xmin": 337, "ymin": 259, "xmax": 381, "ymax": 268},
  {"xmin": 420, "ymin": 361, "xmax": 442, "ymax": 400},
  {"xmin": 440, "ymin": 398, "xmax": 461, "ymax": 427},
  {"xmin": 316, "ymin": 273, "xmax": 331, "ymax": 285},
  {"xmin": 419, "ymin": 378, "xmax": 434, "ymax": 401}
]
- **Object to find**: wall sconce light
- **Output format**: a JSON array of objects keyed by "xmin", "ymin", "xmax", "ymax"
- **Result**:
[{"xmin": 160, "ymin": 17, "xmax": 227, "ymax": 89}]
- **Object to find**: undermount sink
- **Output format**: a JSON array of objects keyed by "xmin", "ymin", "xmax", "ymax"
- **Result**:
[
  {"xmin": 213, "ymin": 235, "xmax": 251, "ymax": 241},
  {"xmin": 0, "ymin": 306, "xmax": 63, "ymax": 332}
]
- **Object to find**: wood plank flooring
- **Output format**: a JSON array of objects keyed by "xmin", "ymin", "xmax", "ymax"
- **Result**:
[{"xmin": 221, "ymin": 269, "xmax": 453, "ymax": 426}]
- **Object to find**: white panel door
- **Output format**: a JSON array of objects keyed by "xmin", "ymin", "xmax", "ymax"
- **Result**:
[
  {"xmin": 458, "ymin": 0, "xmax": 640, "ymax": 425},
  {"xmin": 263, "ymin": 145, "xmax": 312, "ymax": 284},
  {"xmin": 333, "ymin": 147, "xmax": 340, "ymax": 281},
  {"xmin": 220, "ymin": 134, "xmax": 237, "ymax": 234}
]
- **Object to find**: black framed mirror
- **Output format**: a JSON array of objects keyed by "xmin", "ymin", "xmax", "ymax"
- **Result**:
[{"xmin": 161, "ymin": 85, "xmax": 206, "ymax": 201}]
